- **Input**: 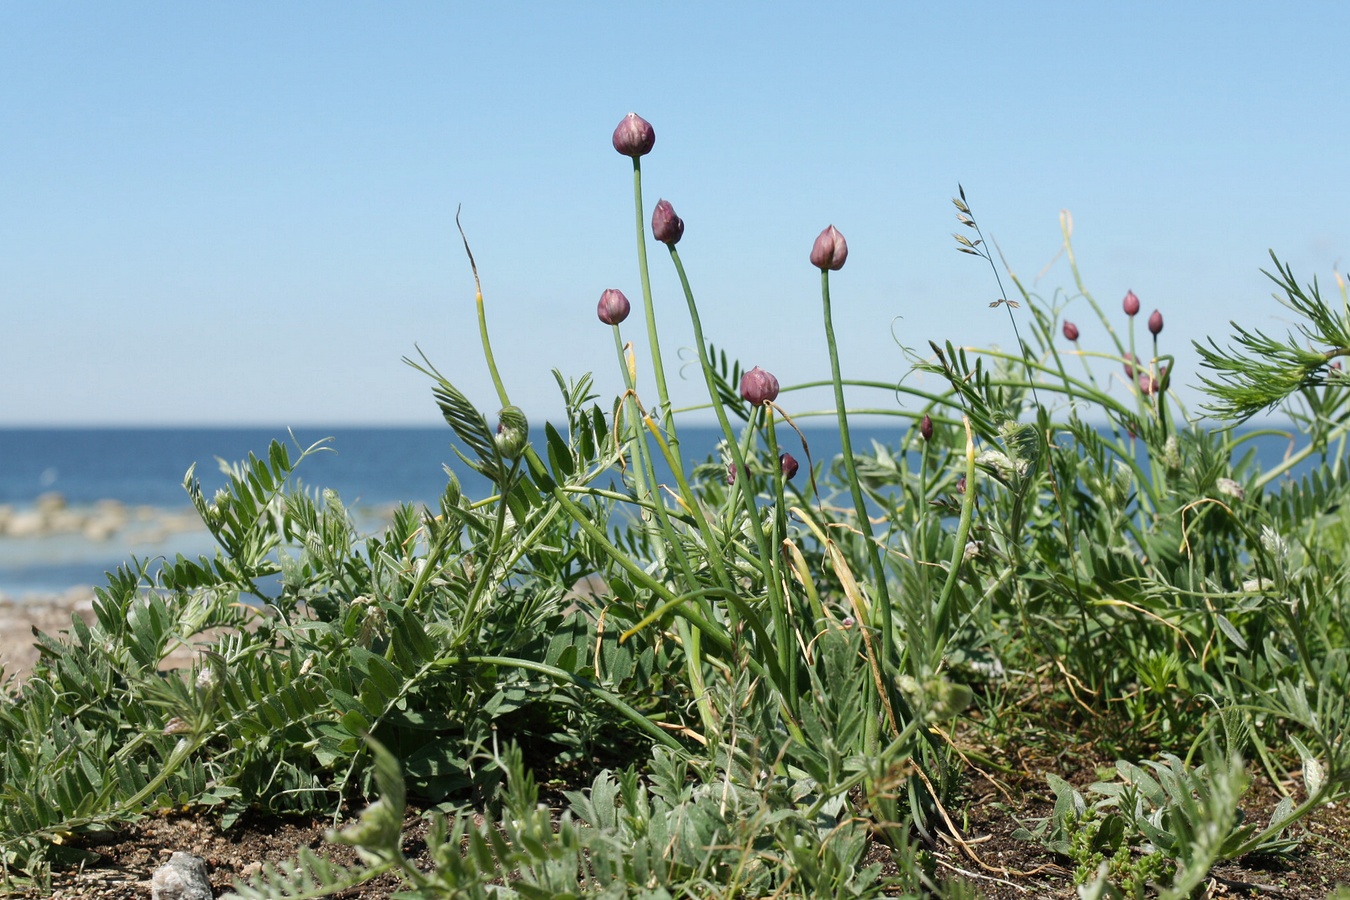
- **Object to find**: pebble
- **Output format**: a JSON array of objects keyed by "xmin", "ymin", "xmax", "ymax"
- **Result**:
[{"xmin": 151, "ymin": 851, "xmax": 214, "ymax": 900}]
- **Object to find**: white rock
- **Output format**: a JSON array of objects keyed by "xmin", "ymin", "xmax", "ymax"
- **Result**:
[{"xmin": 150, "ymin": 851, "xmax": 213, "ymax": 900}]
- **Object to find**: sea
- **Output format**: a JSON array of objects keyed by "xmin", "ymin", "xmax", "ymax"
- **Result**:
[{"xmin": 0, "ymin": 423, "xmax": 1320, "ymax": 600}]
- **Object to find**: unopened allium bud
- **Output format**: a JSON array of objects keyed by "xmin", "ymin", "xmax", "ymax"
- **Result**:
[
  {"xmin": 920, "ymin": 414, "xmax": 934, "ymax": 442},
  {"xmin": 611, "ymin": 112, "xmax": 655, "ymax": 157},
  {"xmin": 597, "ymin": 288, "xmax": 630, "ymax": 325},
  {"xmin": 726, "ymin": 463, "xmax": 737, "ymax": 485},
  {"xmin": 494, "ymin": 406, "xmax": 529, "ymax": 460},
  {"xmin": 651, "ymin": 199, "xmax": 684, "ymax": 245},
  {"xmin": 739, "ymin": 366, "xmax": 780, "ymax": 406},
  {"xmin": 1148, "ymin": 309, "xmax": 1163, "ymax": 336},
  {"xmin": 1138, "ymin": 371, "xmax": 1159, "ymax": 395},
  {"xmin": 1122, "ymin": 353, "xmax": 1137, "ymax": 378},
  {"xmin": 810, "ymin": 225, "xmax": 848, "ymax": 271},
  {"xmin": 1123, "ymin": 290, "xmax": 1140, "ymax": 316},
  {"xmin": 779, "ymin": 452, "xmax": 799, "ymax": 480},
  {"xmin": 1062, "ymin": 320, "xmax": 1080, "ymax": 341}
]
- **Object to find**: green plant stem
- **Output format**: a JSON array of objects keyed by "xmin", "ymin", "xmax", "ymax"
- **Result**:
[
  {"xmin": 761, "ymin": 407, "xmax": 797, "ymax": 709},
  {"xmin": 820, "ymin": 268, "xmax": 898, "ymax": 759},
  {"xmin": 931, "ymin": 417, "xmax": 978, "ymax": 665},
  {"xmin": 460, "ymin": 460, "xmax": 522, "ymax": 636},
  {"xmin": 820, "ymin": 269, "xmax": 893, "ymax": 646},
  {"xmin": 611, "ymin": 328, "xmax": 719, "ymax": 735},
  {"xmin": 631, "ymin": 160, "xmax": 677, "ymax": 451},
  {"xmin": 667, "ymin": 245, "xmax": 789, "ymax": 669}
]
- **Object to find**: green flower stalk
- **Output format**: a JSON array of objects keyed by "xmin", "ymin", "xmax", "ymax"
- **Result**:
[
  {"xmin": 812, "ymin": 224, "xmax": 896, "ymax": 715},
  {"xmin": 614, "ymin": 113, "xmax": 677, "ymax": 451}
]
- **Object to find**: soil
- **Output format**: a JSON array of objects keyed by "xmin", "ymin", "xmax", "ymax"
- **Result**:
[{"xmin": 3, "ymin": 598, "xmax": 1349, "ymax": 898}]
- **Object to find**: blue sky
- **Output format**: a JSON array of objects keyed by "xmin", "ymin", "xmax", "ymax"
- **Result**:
[{"xmin": 3, "ymin": 3, "xmax": 1347, "ymax": 426}]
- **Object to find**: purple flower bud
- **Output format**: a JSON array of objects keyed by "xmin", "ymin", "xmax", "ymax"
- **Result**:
[
  {"xmin": 957, "ymin": 476, "xmax": 967, "ymax": 494},
  {"xmin": 739, "ymin": 366, "xmax": 780, "ymax": 406},
  {"xmin": 597, "ymin": 288, "xmax": 631, "ymax": 326},
  {"xmin": 1137, "ymin": 366, "xmax": 1168, "ymax": 396},
  {"xmin": 1062, "ymin": 321, "xmax": 1080, "ymax": 342},
  {"xmin": 651, "ymin": 199, "xmax": 684, "ymax": 245},
  {"xmin": 1122, "ymin": 353, "xmax": 1137, "ymax": 378},
  {"xmin": 726, "ymin": 463, "xmax": 737, "ymax": 485},
  {"xmin": 1148, "ymin": 309, "xmax": 1163, "ymax": 336},
  {"xmin": 779, "ymin": 452, "xmax": 799, "ymax": 480},
  {"xmin": 1123, "ymin": 290, "xmax": 1140, "ymax": 317},
  {"xmin": 810, "ymin": 225, "xmax": 848, "ymax": 271},
  {"xmin": 611, "ymin": 112, "xmax": 655, "ymax": 158},
  {"xmin": 920, "ymin": 414, "xmax": 934, "ymax": 442}
]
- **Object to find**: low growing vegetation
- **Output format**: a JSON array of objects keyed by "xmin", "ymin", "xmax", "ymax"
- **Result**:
[{"xmin": 3, "ymin": 113, "xmax": 1350, "ymax": 898}]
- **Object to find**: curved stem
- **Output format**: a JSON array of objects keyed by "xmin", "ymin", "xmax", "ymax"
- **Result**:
[{"xmin": 668, "ymin": 246, "xmax": 787, "ymax": 649}]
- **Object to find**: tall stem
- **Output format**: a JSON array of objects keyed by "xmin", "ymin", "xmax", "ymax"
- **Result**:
[
  {"xmin": 820, "ymin": 269, "xmax": 895, "ymax": 696},
  {"xmin": 631, "ymin": 159, "xmax": 677, "ymax": 452}
]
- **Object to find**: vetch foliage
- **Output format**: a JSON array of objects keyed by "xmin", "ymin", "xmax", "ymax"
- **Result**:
[{"xmin": 3, "ymin": 115, "xmax": 1350, "ymax": 898}]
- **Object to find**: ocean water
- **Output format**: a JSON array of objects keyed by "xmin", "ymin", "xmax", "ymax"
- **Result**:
[{"xmin": 0, "ymin": 423, "xmax": 1317, "ymax": 598}]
